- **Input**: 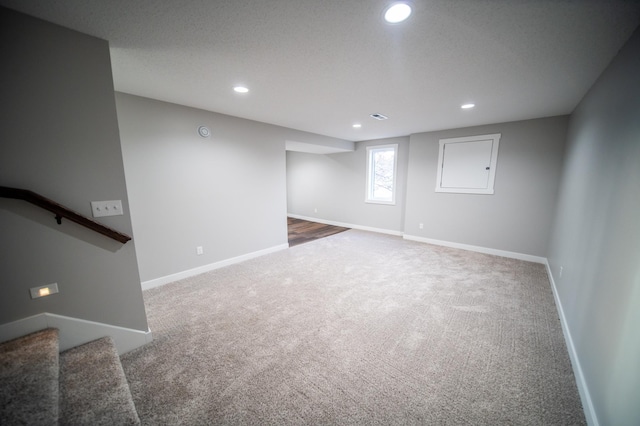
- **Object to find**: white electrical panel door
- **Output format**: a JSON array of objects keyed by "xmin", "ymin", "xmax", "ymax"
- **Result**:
[{"xmin": 436, "ymin": 134, "xmax": 500, "ymax": 194}]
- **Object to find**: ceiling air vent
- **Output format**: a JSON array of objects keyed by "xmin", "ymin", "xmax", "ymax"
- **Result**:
[{"xmin": 370, "ymin": 113, "xmax": 388, "ymax": 120}]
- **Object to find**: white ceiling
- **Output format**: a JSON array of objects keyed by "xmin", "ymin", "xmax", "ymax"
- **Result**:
[{"xmin": 2, "ymin": 0, "xmax": 640, "ymax": 142}]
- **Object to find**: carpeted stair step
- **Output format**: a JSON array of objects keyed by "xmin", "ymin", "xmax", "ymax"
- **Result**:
[
  {"xmin": 59, "ymin": 336, "xmax": 140, "ymax": 425},
  {"xmin": 0, "ymin": 328, "xmax": 60, "ymax": 425}
]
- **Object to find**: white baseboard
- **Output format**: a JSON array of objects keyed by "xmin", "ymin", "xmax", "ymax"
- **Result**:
[
  {"xmin": 0, "ymin": 313, "xmax": 152, "ymax": 355},
  {"xmin": 287, "ymin": 213, "xmax": 403, "ymax": 237},
  {"xmin": 141, "ymin": 243, "xmax": 290, "ymax": 290},
  {"xmin": 545, "ymin": 262, "xmax": 598, "ymax": 426},
  {"xmin": 288, "ymin": 215, "xmax": 544, "ymax": 263},
  {"xmin": 402, "ymin": 234, "xmax": 547, "ymax": 264}
]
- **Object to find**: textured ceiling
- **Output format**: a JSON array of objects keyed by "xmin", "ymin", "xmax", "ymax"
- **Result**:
[{"xmin": 2, "ymin": 0, "xmax": 640, "ymax": 142}]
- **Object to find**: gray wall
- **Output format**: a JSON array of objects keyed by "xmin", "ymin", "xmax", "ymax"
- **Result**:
[
  {"xmin": 287, "ymin": 137, "xmax": 410, "ymax": 233},
  {"xmin": 404, "ymin": 117, "xmax": 568, "ymax": 256},
  {"xmin": 0, "ymin": 9, "xmax": 148, "ymax": 331},
  {"xmin": 116, "ymin": 93, "xmax": 349, "ymax": 282},
  {"xmin": 547, "ymin": 28, "xmax": 640, "ymax": 426},
  {"xmin": 287, "ymin": 119, "xmax": 567, "ymax": 257}
]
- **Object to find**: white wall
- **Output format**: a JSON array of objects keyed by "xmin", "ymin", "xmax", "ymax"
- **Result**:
[
  {"xmin": 547, "ymin": 27, "xmax": 640, "ymax": 426},
  {"xmin": 0, "ymin": 8, "xmax": 148, "ymax": 331},
  {"xmin": 404, "ymin": 117, "xmax": 568, "ymax": 257},
  {"xmin": 116, "ymin": 93, "xmax": 350, "ymax": 283},
  {"xmin": 287, "ymin": 137, "xmax": 410, "ymax": 233}
]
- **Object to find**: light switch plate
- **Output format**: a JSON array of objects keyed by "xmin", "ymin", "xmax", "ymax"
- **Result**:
[{"xmin": 91, "ymin": 200, "xmax": 124, "ymax": 218}]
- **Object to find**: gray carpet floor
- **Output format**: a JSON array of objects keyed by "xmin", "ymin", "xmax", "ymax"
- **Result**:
[{"xmin": 121, "ymin": 230, "xmax": 585, "ymax": 425}]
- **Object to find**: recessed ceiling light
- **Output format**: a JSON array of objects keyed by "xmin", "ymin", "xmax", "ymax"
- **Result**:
[
  {"xmin": 384, "ymin": 2, "xmax": 412, "ymax": 23},
  {"xmin": 461, "ymin": 103, "xmax": 475, "ymax": 109},
  {"xmin": 353, "ymin": 123, "xmax": 362, "ymax": 128},
  {"xmin": 233, "ymin": 86, "xmax": 249, "ymax": 93}
]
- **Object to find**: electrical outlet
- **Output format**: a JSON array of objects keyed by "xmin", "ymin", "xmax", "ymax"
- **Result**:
[
  {"xmin": 419, "ymin": 223, "xmax": 424, "ymax": 229},
  {"xmin": 91, "ymin": 200, "xmax": 123, "ymax": 218},
  {"xmin": 314, "ymin": 208, "xmax": 318, "ymax": 213},
  {"xmin": 30, "ymin": 283, "xmax": 59, "ymax": 299},
  {"xmin": 196, "ymin": 246, "xmax": 204, "ymax": 255},
  {"xmin": 559, "ymin": 266, "xmax": 563, "ymax": 278}
]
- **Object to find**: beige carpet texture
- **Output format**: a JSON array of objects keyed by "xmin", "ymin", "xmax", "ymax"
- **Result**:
[
  {"xmin": 0, "ymin": 328, "xmax": 60, "ymax": 425},
  {"xmin": 59, "ymin": 336, "xmax": 140, "ymax": 425},
  {"xmin": 121, "ymin": 230, "xmax": 585, "ymax": 425}
]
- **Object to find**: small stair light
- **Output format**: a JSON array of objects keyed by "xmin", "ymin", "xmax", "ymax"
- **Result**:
[{"xmin": 30, "ymin": 283, "xmax": 59, "ymax": 299}]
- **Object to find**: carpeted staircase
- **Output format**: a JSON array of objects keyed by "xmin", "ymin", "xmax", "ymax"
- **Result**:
[{"xmin": 0, "ymin": 328, "xmax": 140, "ymax": 425}]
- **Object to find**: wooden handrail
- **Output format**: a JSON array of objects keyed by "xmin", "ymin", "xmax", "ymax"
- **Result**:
[{"xmin": 0, "ymin": 186, "xmax": 131, "ymax": 243}]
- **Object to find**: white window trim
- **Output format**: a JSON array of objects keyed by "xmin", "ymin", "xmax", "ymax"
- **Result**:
[
  {"xmin": 366, "ymin": 144, "xmax": 398, "ymax": 205},
  {"xmin": 435, "ymin": 133, "xmax": 501, "ymax": 195}
]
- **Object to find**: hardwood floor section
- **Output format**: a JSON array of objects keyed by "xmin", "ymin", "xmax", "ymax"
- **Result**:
[{"xmin": 287, "ymin": 217, "xmax": 350, "ymax": 247}]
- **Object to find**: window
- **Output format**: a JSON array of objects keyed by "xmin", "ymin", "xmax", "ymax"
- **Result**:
[
  {"xmin": 435, "ymin": 134, "xmax": 500, "ymax": 194},
  {"xmin": 366, "ymin": 144, "xmax": 398, "ymax": 204}
]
